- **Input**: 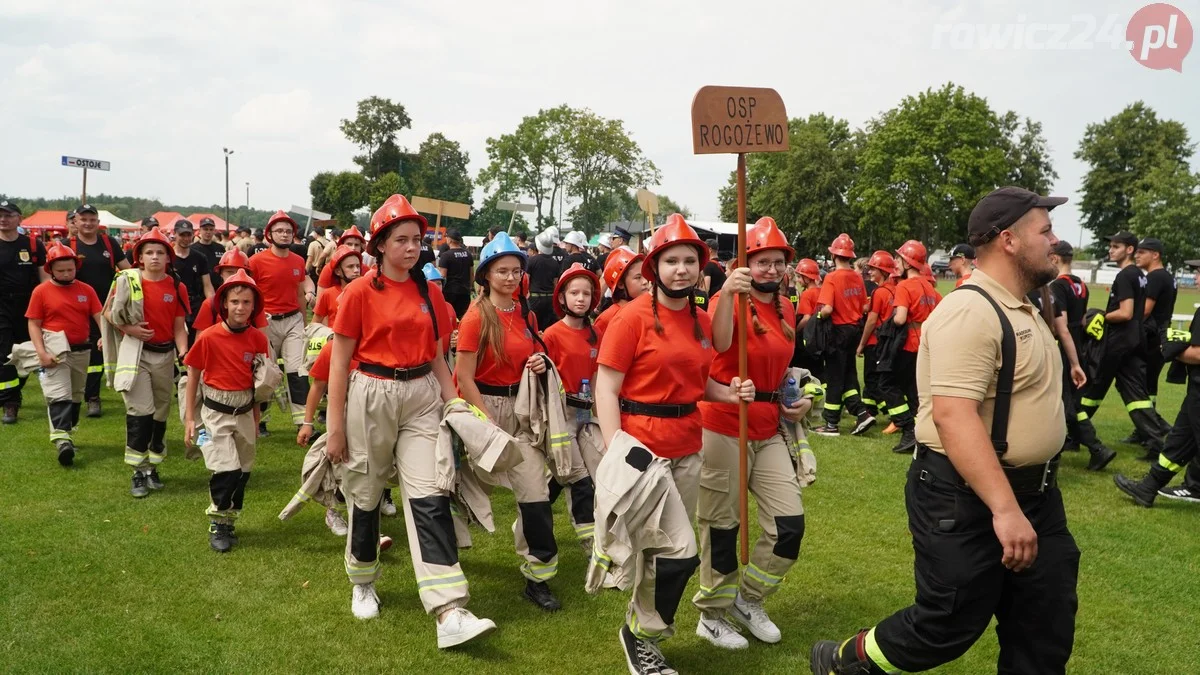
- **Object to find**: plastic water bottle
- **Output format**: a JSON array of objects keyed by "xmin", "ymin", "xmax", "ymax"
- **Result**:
[
  {"xmin": 577, "ymin": 379, "xmax": 592, "ymax": 426},
  {"xmin": 781, "ymin": 377, "xmax": 801, "ymax": 408}
]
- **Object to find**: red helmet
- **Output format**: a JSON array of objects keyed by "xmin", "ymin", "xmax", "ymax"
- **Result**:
[
  {"xmin": 866, "ymin": 250, "xmax": 896, "ymax": 276},
  {"xmin": 266, "ymin": 210, "xmax": 299, "ymax": 236},
  {"xmin": 46, "ymin": 225, "xmax": 68, "ymax": 237},
  {"xmin": 215, "ymin": 248, "xmax": 250, "ymax": 272},
  {"xmin": 896, "ymin": 240, "xmax": 927, "ymax": 269},
  {"xmin": 44, "ymin": 243, "xmax": 82, "ymax": 273},
  {"xmin": 747, "ymin": 217, "xmax": 794, "ymax": 262},
  {"xmin": 553, "ymin": 263, "xmax": 601, "ymax": 317},
  {"xmin": 828, "ymin": 233, "xmax": 856, "ymax": 259},
  {"xmin": 328, "ymin": 245, "xmax": 363, "ymax": 280},
  {"xmin": 215, "ymin": 269, "xmax": 264, "ymax": 323},
  {"xmin": 603, "ymin": 246, "xmax": 644, "ymax": 291},
  {"xmin": 133, "ymin": 228, "xmax": 175, "ymax": 263},
  {"xmin": 922, "ymin": 263, "xmax": 936, "ymax": 282},
  {"xmin": 642, "ymin": 213, "xmax": 708, "ymax": 284},
  {"xmin": 796, "ymin": 258, "xmax": 820, "ymax": 282},
  {"xmin": 370, "ymin": 194, "xmax": 428, "ymax": 243},
  {"xmin": 338, "ymin": 225, "xmax": 366, "ymax": 246}
]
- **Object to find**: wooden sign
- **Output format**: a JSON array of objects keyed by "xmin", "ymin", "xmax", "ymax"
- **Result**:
[
  {"xmin": 636, "ymin": 188, "xmax": 658, "ymax": 233},
  {"xmin": 411, "ymin": 196, "xmax": 471, "ymax": 245},
  {"xmin": 691, "ymin": 86, "xmax": 789, "ymax": 155}
]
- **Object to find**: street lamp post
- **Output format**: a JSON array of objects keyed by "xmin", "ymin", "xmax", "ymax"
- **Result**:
[
  {"xmin": 245, "ymin": 182, "xmax": 250, "ymax": 209},
  {"xmin": 223, "ymin": 147, "xmax": 235, "ymax": 225}
]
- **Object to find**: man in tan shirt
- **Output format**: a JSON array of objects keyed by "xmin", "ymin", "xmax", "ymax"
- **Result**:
[{"xmin": 811, "ymin": 186, "xmax": 1078, "ymax": 675}]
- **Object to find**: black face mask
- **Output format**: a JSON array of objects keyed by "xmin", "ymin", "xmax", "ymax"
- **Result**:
[
  {"xmin": 223, "ymin": 320, "xmax": 250, "ymax": 334},
  {"xmin": 751, "ymin": 280, "xmax": 780, "ymax": 293},
  {"xmin": 51, "ymin": 277, "xmax": 74, "ymax": 286},
  {"xmin": 655, "ymin": 279, "xmax": 693, "ymax": 299}
]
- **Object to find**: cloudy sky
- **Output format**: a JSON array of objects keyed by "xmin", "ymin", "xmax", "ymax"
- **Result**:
[{"xmin": 2, "ymin": 0, "xmax": 1195, "ymax": 246}]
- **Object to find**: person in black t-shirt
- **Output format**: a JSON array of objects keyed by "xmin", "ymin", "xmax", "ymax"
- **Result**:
[
  {"xmin": 437, "ymin": 229, "xmax": 474, "ymax": 318},
  {"xmin": 0, "ymin": 200, "xmax": 47, "ymax": 423},
  {"xmin": 1136, "ymin": 238, "xmax": 1177, "ymax": 425},
  {"xmin": 1080, "ymin": 232, "xmax": 1171, "ymax": 458},
  {"xmin": 527, "ymin": 235, "xmax": 562, "ymax": 330},
  {"xmin": 701, "ymin": 238, "xmax": 726, "ymax": 297},
  {"xmin": 68, "ymin": 204, "xmax": 131, "ymax": 418},
  {"xmin": 417, "ymin": 233, "xmax": 436, "ymax": 271},
  {"xmin": 193, "ymin": 217, "xmax": 225, "ymax": 290},
  {"xmin": 250, "ymin": 229, "xmax": 269, "ymax": 255},
  {"xmin": 170, "ymin": 219, "xmax": 214, "ymax": 343},
  {"xmin": 560, "ymin": 230, "xmax": 595, "ymax": 274}
]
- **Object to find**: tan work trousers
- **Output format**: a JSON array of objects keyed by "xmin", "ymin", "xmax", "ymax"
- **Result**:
[
  {"xmin": 343, "ymin": 370, "xmax": 469, "ymax": 616},
  {"xmin": 693, "ymin": 429, "xmax": 804, "ymax": 614},
  {"xmin": 486, "ymin": 393, "xmax": 559, "ymax": 583},
  {"xmin": 40, "ymin": 349, "xmax": 88, "ymax": 444},
  {"xmin": 122, "ymin": 348, "xmax": 175, "ymax": 420},
  {"xmin": 627, "ymin": 453, "xmax": 701, "ymax": 640},
  {"xmin": 200, "ymin": 386, "xmax": 257, "ymax": 521},
  {"xmin": 266, "ymin": 312, "xmax": 306, "ymax": 424}
]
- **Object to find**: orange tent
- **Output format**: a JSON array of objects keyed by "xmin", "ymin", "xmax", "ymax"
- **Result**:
[
  {"xmin": 20, "ymin": 210, "xmax": 68, "ymax": 232},
  {"xmin": 187, "ymin": 213, "xmax": 231, "ymax": 232},
  {"xmin": 148, "ymin": 211, "xmax": 185, "ymax": 233}
]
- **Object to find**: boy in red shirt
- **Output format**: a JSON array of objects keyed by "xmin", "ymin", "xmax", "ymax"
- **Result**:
[
  {"xmin": 183, "ymin": 270, "xmax": 270, "ymax": 552},
  {"xmin": 26, "ymin": 244, "xmax": 103, "ymax": 466},
  {"xmin": 813, "ymin": 234, "xmax": 875, "ymax": 437},
  {"xmin": 883, "ymin": 240, "xmax": 942, "ymax": 453},
  {"xmin": 856, "ymin": 251, "xmax": 899, "ymax": 431},
  {"xmin": 792, "ymin": 258, "xmax": 825, "ymax": 381}
]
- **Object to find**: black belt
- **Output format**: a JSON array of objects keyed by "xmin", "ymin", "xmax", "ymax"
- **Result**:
[
  {"xmin": 142, "ymin": 342, "xmax": 176, "ymax": 353},
  {"xmin": 715, "ymin": 380, "xmax": 780, "ymax": 404},
  {"xmin": 477, "ymin": 381, "xmax": 520, "ymax": 397},
  {"xmin": 915, "ymin": 444, "xmax": 1057, "ymax": 496},
  {"xmin": 566, "ymin": 394, "xmax": 592, "ymax": 409},
  {"xmin": 267, "ymin": 309, "xmax": 301, "ymax": 321},
  {"xmin": 357, "ymin": 361, "xmax": 433, "ymax": 381},
  {"xmin": 203, "ymin": 396, "xmax": 255, "ymax": 416},
  {"xmin": 69, "ymin": 343, "xmax": 93, "ymax": 352},
  {"xmin": 529, "ymin": 292, "xmax": 553, "ymax": 298},
  {"xmin": 619, "ymin": 399, "xmax": 696, "ymax": 418}
]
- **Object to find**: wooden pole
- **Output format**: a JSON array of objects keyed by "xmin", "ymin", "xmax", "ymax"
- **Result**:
[
  {"xmin": 736, "ymin": 152, "xmax": 750, "ymax": 565},
  {"xmin": 81, "ymin": 167, "xmax": 88, "ymax": 204},
  {"xmin": 435, "ymin": 202, "xmax": 444, "ymax": 246},
  {"xmin": 507, "ymin": 209, "xmax": 518, "ymax": 234}
]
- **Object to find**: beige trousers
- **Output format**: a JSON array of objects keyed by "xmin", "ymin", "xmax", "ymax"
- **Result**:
[
  {"xmin": 122, "ymin": 348, "xmax": 175, "ymax": 420},
  {"xmin": 266, "ymin": 312, "xmax": 306, "ymax": 424},
  {"xmin": 40, "ymin": 349, "xmax": 88, "ymax": 444}
]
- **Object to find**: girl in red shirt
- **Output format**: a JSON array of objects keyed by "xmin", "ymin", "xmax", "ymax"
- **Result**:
[
  {"xmin": 26, "ymin": 244, "xmax": 103, "ymax": 466},
  {"xmin": 594, "ymin": 246, "xmax": 647, "ymax": 336},
  {"xmin": 322, "ymin": 195, "xmax": 494, "ymax": 647},
  {"xmin": 542, "ymin": 263, "xmax": 602, "ymax": 546},
  {"xmin": 454, "ymin": 232, "xmax": 564, "ymax": 612},
  {"xmin": 856, "ymin": 251, "xmax": 898, "ymax": 431},
  {"xmin": 693, "ymin": 217, "xmax": 811, "ymax": 649},
  {"xmin": 595, "ymin": 214, "xmax": 754, "ymax": 674},
  {"xmin": 312, "ymin": 245, "xmax": 362, "ymax": 326}
]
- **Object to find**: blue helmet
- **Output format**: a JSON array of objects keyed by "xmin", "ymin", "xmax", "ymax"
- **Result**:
[
  {"xmin": 421, "ymin": 262, "xmax": 443, "ymax": 283},
  {"xmin": 476, "ymin": 231, "xmax": 526, "ymax": 284}
]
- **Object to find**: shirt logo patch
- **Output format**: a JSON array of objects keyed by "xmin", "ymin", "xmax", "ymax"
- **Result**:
[
  {"xmin": 292, "ymin": 269, "xmax": 300, "ymax": 277},
  {"xmin": 525, "ymin": 329, "xmax": 532, "ymax": 339},
  {"xmin": 1016, "ymin": 328, "xmax": 1033, "ymax": 343},
  {"xmin": 700, "ymin": 338, "xmax": 711, "ymax": 350},
  {"xmin": 243, "ymin": 352, "xmax": 253, "ymax": 363},
  {"xmin": 18, "ymin": 251, "xmax": 29, "ymax": 263},
  {"xmin": 77, "ymin": 295, "xmax": 87, "ymax": 303},
  {"xmin": 102, "ymin": 250, "xmax": 111, "ymax": 258},
  {"xmin": 420, "ymin": 305, "xmax": 429, "ymax": 314},
  {"xmin": 163, "ymin": 294, "xmax": 174, "ymax": 303},
  {"xmin": 590, "ymin": 348, "xmax": 598, "ymax": 359}
]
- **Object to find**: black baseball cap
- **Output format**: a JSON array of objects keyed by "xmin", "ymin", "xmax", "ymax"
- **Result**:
[
  {"xmin": 174, "ymin": 219, "xmax": 194, "ymax": 234},
  {"xmin": 0, "ymin": 200, "xmax": 21, "ymax": 215},
  {"xmin": 141, "ymin": 216, "xmax": 158, "ymax": 228},
  {"xmin": 76, "ymin": 203, "xmax": 98, "ymax": 215},
  {"xmin": 1051, "ymin": 240, "xmax": 1074, "ymax": 257},
  {"xmin": 949, "ymin": 243, "xmax": 975, "ymax": 259},
  {"xmin": 198, "ymin": 217, "xmax": 216, "ymax": 228},
  {"xmin": 447, "ymin": 229, "xmax": 463, "ymax": 242},
  {"xmin": 967, "ymin": 186, "xmax": 1067, "ymax": 246},
  {"xmin": 1136, "ymin": 237, "xmax": 1164, "ymax": 254},
  {"xmin": 1106, "ymin": 231, "xmax": 1138, "ymax": 247}
]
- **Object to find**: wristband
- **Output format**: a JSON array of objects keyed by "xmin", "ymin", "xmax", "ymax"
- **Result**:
[{"xmin": 299, "ymin": 421, "xmax": 313, "ymax": 427}]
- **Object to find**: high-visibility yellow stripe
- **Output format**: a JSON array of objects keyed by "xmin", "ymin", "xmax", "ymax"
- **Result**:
[
  {"xmin": 124, "ymin": 450, "xmax": 148, "ymax": 466},
  {"xmin": 697, "ymin": 584, "xmax": 738, "ymax": 599},
  {"xmin": 1126, "ymin": 400, "xmax": 1152, "ymax": 412},
  {"xmin": 887, "ymin": 404, "xmax": 909, "ymax": 416},
  {"xmin": 861, "ymin": 397, "xmax": 877, "ymax": 406},
  {"xmin": 1081, "ymin": 398, "xmax": 1102, "ymax": 407},
  {"xmin": 825, "ymin": 402, "xmax": 842, "ymax": 411},
  {"xmin": 629, "ymin": 613, "xmax": 662, "ymax": 640},
  {"xmin": 0, "ymin": 379, "xmax": 20, "ymax": 391},
  {"xmin": 50, "ymin": 430, "xmax": 72, "ymax": 442},
  {"xmin": 745, "ymin": 562, "xmax": 784, "ymax": 586},
  {"xmin": 148, "ymin": 451, "xmax": 166, "ymax": 465},
  {"xmin": 205, "ymin": 505, "xmax": 238, "ymax": 520},
  {"xmin": 86, "ymin": 365, "xmax": 104, "ymax": 374},
  {"xmin": 1159, "ymin": 455, "xmax": 1183, "ymax": 473},
  {"xmin": 865, "ymin": 627, "xmax": 902, "ymax": 674},
  {"xmin": 346, "ymin": 562, "xmax": 379, "ymax": 578},
  {"xmin": 521, "ymin": 560, "xmax": 558, "ymax": 581},
  {"xmin": 842, "ymin": 389, "xmax": 860, "ymax": 400},
  {"xmin": 574, "ymin": 522, "xmax": 595, "ymax": 539},
  {"xmin": 417, "ymin": 571, "xmax": 468, "ymax": 592},
  {"xmin": 1076, "ymin": 411, "xmax": 1089, "ymax": 421}
]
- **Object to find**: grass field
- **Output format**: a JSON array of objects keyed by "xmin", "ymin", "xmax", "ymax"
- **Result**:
[{"xmin": 2, "ymin": 284, "xmax": 1199, "ymax": 674}]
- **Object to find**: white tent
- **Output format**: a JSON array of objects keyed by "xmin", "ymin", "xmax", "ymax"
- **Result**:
[{"xmin": 98, "ymin": 210, "xmax": 138, "ymax": 231}]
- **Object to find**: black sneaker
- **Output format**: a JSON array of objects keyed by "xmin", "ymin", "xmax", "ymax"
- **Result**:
[
  {"xmin": 1086, "ymin": 445, "xmax": 1117, "ymax": 472},
  {"xmin": 850, "ymin": 413, "xmax": 876, "ymax": 436},
  {"xmin": 1061, "ymin": 438, "xmax": 1080, "ymax": 452},
  {"xmin": 145, "ymin": 468, "xmax": 164, "ymax": 490},
  {"xmin": 130, "ymin": 472, "xmax": 149, "ymax": 498},
  {"xmin": 1158, "ymin": 485, "xmax": 1200, "ymax": 503},
  {"xmin": 619, "ymin": 624, "xmax": 665, "ymax": 675},
  {"xmin": 228, "ymin": 524, "xmax": 240, "ymax": 545},
  {"xmin": 56, "ymin": 440, "xmax": 76, "ymax": 467},
  {"xmin": 258, "ymin": 421, "xmax": 270, "ymax": 438},
  {"xmin": 209, "ymin": 522, "xmax": 234, "ymax": 553},
  {"xmin": 1113, "ymin": 474, "xmax": 1158, "ymax": 508},
  {"xmin": 812, "ymin": 423, "xmax": 840, "ymax": 438},
  {"xmin": 523, "ymin": 580, "xmax": 561, "ymax": 612},
  {"xmin": 891, "ymin": 427, "xmax": 917, "ymax": 454},
  {"xmin": 86, "ymin": 399, "xmax": 102, "ymax": 418}
]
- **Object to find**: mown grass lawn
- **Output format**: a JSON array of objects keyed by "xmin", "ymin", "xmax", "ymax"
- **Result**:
[{"xmin": 2, "ymin": 284, "xmax": 1198, "ymax": 674}]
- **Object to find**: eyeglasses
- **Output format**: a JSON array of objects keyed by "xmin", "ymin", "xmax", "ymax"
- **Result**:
[
  {"xmin": 753, "ymin": 260, "xmax": 788, "ymax": 271},
  {"xmin": 491, "ymin": 269, "xmax": 524, "ymax": 280}
]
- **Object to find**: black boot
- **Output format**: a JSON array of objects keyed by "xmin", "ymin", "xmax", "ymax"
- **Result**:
[
  {"xmin": 209, "ymin": 521, "xmax": 234, "ymax": 553},
  {"xmin": 1114, "ymin": 469, "xmax": 1172, "ymax": 508},
  {"xmin": 56, "ymin": 440, "xmax": 76, "ymax": 467},
  {"xmin": 523, "ymin": 579, "xmax": 561, "ymax": 611},
  {"xmin": 890, "ymin": 426, "xmax": 917, "ymax": 454},
  {"xmin": 810, "ymin": 629, "xmax": 887, "ymax": 674},
  {"xmin": 1086, "ymin": 444, "xmax": 1117, "ymax": 471}
]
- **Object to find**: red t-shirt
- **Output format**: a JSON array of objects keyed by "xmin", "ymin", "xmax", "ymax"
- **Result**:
[
  {"xmin": 955, "ymin": 273, "xmax": 970, "ymax": 288},
  {"xmin": 893, "ymin": 276, "xmax": 941, "ymax": 352},
  {"xmin": 866, "ymin": 281, "xmax": 896, "ymax": 347},
  {"xmin": 817, "ymin": 268, "xmax": 867, "ymax": 325},
  {"xmin": 26, "ymin": 281, "xmax": 103, "ymax": 345},
  {"xmin": 456, "ymin": 302, "xmax": 541, "ymax": 387},
  {"xmin": 141, "ymin": 276, "xmax": 187, "ymax": 343},
  {"xmin": 593, "ymin": 302, "xmax": 623, "ymax": 337},
  {"xmin": 332, "ymin": 270, "xmax": 445, "ymax": 370},
  {"xmin": 308, "ymin": 340, "xmax": 360, "ymax": 382},
  {"xmin": 797, "ymin": 287, "xmax": 820, "ymax": 316},
  {"xmin": 318, "ymin": 264, "xmax": 334, "ymax": 289},
  {"xmin": 184, "ymin": 324, "xmax": 269, "ymax": 391},
  {"xmin": 248, "ymin": 250, "xmax": 306, "ymax": 314},
  {"xmin": 440, "ymin": 300, "xmax": 457, "ymax": 355},
  {"xmin": 314, "ymin": 284, "xmax": 342, "ymax": 325},
  {"xmin": 543, "ymin": 321, "xmax": 599, "ymax": 394},
  {"xmin": 192, "ymin": 296, "xmax": 267, "ymax": 332},
  {"xmin": 597, "ymin": 293, "xmax": 715, "ymax": 459},
  {"xmin": 700, "ymin": 292, "xmax": 795, "ymax": 441}
]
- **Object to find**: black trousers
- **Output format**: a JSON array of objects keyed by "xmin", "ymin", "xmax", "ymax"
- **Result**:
[
  {"xmin": 862, "ymin": 345, "xmax": 882, "ymax": 415},
  {"xmin": 444, "ymin": 289, "xmax": 471, "ymax": 319},
  {"xmin": 873, "ymin": 457, "xmax": 1079, "ymax": 674},
  {"xmin": 0, "ymin": 297, "xmax": 31, "ymax": 406},
  {"xmin": 1080, "ymin": 350, "xmax": 1170, "ymax": 443},
  {"xmin": 823, "ymin": 325, "xmax": 869, "ymax": 425},
  {"xmin": 878, "ymin": 350, "xmax": 918, "ymax": 428},
  {"xmin": 1060, "ymin": 353, "xmax": 1102, "ymax": 451},
  {"xmin": 1157, "ymin": 389, "xmax": 1200, "ymax": 476},
  {"xmin": 85, "ymin": 319, "xmax": 103, "ymax": 402},
  {"xmin": 529, "ymin": 295, "xmax": 557, "ymax": 331},
  {"xmin": 1146, "ymin": 339, "xmax": 1165, "ymax": 402}
]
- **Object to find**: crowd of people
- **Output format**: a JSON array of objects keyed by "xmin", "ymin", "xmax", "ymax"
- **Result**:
[{"xmin": 3, "ymin": 185, "xmax": 1199, "ymax": 674}]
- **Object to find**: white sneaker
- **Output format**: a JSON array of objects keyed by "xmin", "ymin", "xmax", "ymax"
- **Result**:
[
  {"xmin": 437, "ymin": 608, "xmax": 497, "ymax": 649},
  {"xmin": 696, "ymin": 615, "xmax": 748, "ymax": 650},
  {"xmin": 351, "ymin": 583, "xmax": 380, "ymax": 620},
  {"xmin": 325, "ymin": 509, "xmax": 348, "ymax": 536},
  {"xmin": 381, "ymin": 493, "xmax": 398, "ymax": 517},
  {"xmin": 729, "ymin": 594, "xmax": 781, "ymax": 643},
  {"xmin": 379, "ymin": 535, "xmax": 393, "ymax": 552}
]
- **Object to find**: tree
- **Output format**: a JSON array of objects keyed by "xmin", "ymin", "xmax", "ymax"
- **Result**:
[
  {"xmin": 478, "ymin": 105, "xmax": 575, "ymax": 228},
  {"xmin": 411, "ymin": 133, "xmax": 473, "ymax": 206},
  {"xmin": 564, "ymin": 110, "xmax": 659, "ymax": 234},
  {"xmin": 850, "ymin": 83, "xmax": 1054, "ymax": 251},
  {"xmin": 322, "ymin": 171, "xmax": 369, "ymax": 228},
  {"xmin": 1129, "ymin": 162, "xmax": 1200, "ymax": 268},
  {"xmin": 1075, "ymin": 102, "xmax": 1194, "ymax": 241},
  {"xmin": 339, "ymin": 97, "xmax": 413, "ymax": 180},
  {"xmin": 309, "ymin": 172, "xmax": 336, "ymax": 214},
  {"xmin": 469, "ymin": 193, "xmax": 525, "ymax": 237},
  {"xmin": 369, "ymin": 172, "xmax": 408, "ymax": 213},
  {"xmin": 657, "ymin": 195, "xmax": 691, "ymax": 220}
]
